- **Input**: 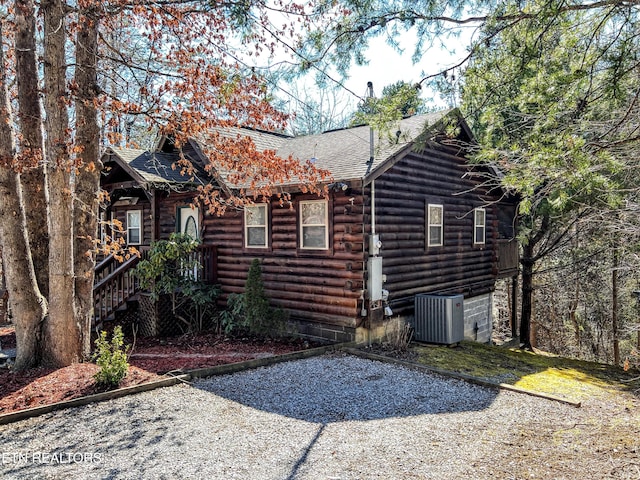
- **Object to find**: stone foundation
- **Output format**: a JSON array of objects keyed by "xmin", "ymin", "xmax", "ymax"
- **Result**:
[
  {"xmin": 463, "ymin": 293, "xmax": 493, "ymax": 343},
  {"xmin": 286, "ymin": 318, "xmax": 356, "ymax": 344}
]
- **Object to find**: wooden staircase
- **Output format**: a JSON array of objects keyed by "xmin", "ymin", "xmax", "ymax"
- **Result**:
[
  {"xmin": 92, "ymin": 245, "xmax": 217, "ymax": 330},
  {"xmin": 93, "ymin": 254, "xmax": 141, "ymax": 329}
]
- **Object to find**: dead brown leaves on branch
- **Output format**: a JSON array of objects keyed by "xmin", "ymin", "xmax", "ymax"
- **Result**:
[{"xmin": 93, "ymin": 0, "xmax": 333, "ymax": 212}]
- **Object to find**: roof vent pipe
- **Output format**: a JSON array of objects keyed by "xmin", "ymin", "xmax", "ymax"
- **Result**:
[{"xmin": 365, "ymin": 82, "xmax": 375, "ymax": 176}]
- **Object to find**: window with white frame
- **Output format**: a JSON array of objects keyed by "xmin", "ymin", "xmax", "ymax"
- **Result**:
[
  {"xmin": 474, "ymin": 207, "xmax": 486, "ymax": 245},
  {"xmin": 300, "ymin": 200, "xmax": 328, "ymax": 249},
  {"xmin": 244, "ymin": 204, "xmax": 268, "ymax": 248},
  {"xmin": 427, "ymin": 204, "xmax": 443, "ymax": 247},
  {"xmin": 126, "ymin": 210, "xmax": 142, "ymax": 245},
  {"xmin": 98, "ymin": 211, "xmax": 107, "ymax": 245}
]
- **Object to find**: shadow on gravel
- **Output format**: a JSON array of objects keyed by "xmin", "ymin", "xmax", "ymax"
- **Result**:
[
  {"xmin": 0, "ymin": 353, "xmax": 499, "ymax": 480},
  {"xmin": 0, "ymin": 396, "xmax": 184, "ymax": 479},
  {"xmin": 191, "ymin": 353, "xmax": 499, "ymax": 424}
]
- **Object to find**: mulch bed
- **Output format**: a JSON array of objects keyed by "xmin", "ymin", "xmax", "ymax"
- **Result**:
[
  {"xmin": 0, "ymin": 325, "xmax": 15, "ymax": 350},
  {"xmin": 0, "ymin": 325, "xmax": 318, "ymax": 415}
]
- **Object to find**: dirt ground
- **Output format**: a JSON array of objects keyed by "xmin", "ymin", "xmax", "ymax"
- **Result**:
[{"xmin": 0, "ymin": 325, "xmax": 315, "ymax": 415}]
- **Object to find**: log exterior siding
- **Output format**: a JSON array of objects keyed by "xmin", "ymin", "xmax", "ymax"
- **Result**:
[
  {"xmin": 156, "ymin": 192, "xmax": 200, "ymax": 240},
  {"xmin": 99, "ymin": 110, "xmax": 519, "ymax": 342},
  {"xmin": 370, "ymin": 143, "xmax": 502, "ymax": 317},
  {"xmin": 112, "ymin": 202, "xmax": 153, "ymax": 246},
  {"xmin": 200, "ymin": 191, "xmax": 366, "ymax": 328}
]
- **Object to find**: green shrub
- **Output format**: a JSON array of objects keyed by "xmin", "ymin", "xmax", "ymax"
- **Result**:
[
  {"xmin": 221, "ymin": 259, "xmax": 287, "ymax": 337},
  {"xmin": 134, "ymin": 233, "xmax": 221, "ymax": 333},
  {"xmin": 93, "ymin": 326, "xmax": 130, "ymax": 388},
  {"xmin": 220, "ymin": 293, "xmax": 246, "ymax": 334}
]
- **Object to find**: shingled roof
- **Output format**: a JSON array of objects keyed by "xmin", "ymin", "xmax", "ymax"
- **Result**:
[
  {"xmin": 201, "ymin": 110, "xmax": 453, "ymax": 184},
  {"xmin": 272, "ymin": 111, "xmax": 448, "ymax": 182},
  {"xmin": 106, "ymin": 109, "xmax": 459, "ymax": 189},
  {"xmin": 108, "ymin": 147, "xmax": 208, "ymax": 186}
]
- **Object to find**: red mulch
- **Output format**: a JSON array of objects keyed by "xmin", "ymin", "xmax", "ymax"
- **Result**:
[
  {"xmin": 0, "ymin": 325, "xmax": 316, "ymax": 416},
  {"xmin": 1, "ymin": 325, "xmax": 15, "ymax": 350}
]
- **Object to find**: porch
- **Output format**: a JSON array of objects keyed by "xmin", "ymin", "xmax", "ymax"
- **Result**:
[{"xmin": 92, "ymin": 245, "xmax": 217, "ymax": 330}]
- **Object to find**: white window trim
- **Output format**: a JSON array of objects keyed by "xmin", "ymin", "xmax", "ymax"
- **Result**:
[
  {"xmin": 244, "ymin": 203, "xmax": 269, "ymax": 248},
  {"xmin": 474, "ymin": 207, "xmax": 486, "ymax": 245},
  {"xmin": 99, "ymin": 211, "xmax": 107, "ymax": 245},
  {"xmin": 178, "ymin": 206, "xmax": 200, "ymax": 240},
  {"xmin": 427, "ymin": 203, "xmax": 444, "ymax": 247},
  {"xmin": 126, "ymin": 209, "xmax": 142, "ymax": 245},
  {"xmin": 299, "ymin": 199, "xmax": 329, "ymax": 250}
]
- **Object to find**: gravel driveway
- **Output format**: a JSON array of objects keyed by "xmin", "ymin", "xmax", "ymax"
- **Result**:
[{"xmin": 0, "ymin": 353, "xmax": 638, "ymax": 479}]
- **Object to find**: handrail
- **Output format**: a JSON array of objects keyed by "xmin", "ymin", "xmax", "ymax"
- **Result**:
[
  {"xmin": 95, "ymin": 254, "xmax": 114, "ymax": 276},
  {"xmin": 94, "ymin": 254, "xmax": 117, "ymax": 285},
  {"xmin": 93, "ymin": 254, "xmax": 141, "ymax": 327},
  {"xmin": 92, "ymin": 244, "xmax": 217, "ymax": 327},
  {"xmin": 94, "ymin": 247, "xmax": 149, "ymax": 284}
]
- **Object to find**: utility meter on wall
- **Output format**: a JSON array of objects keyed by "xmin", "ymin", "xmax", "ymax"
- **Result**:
[{"xmin": 370, "ymin": 234, "xmax": 382, "ymax": 256}]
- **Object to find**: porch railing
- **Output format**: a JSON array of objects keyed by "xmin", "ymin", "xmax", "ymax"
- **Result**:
[
  {"xmin": 92, "ymin": 244, "xmax": 217, "ymax": 327},
  {"xmin": 497, "ymin": 239, "xmax": 519, "ymax": 278},
  {"xmin": 194, "ymin": 245, "xmax": 217, "ymax": 284},
  {"xmin": 93, "ymin": 254, "xmax": 141, "ymax": 327}
]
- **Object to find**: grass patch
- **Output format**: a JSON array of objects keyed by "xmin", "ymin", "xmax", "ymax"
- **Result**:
[{"xmin": 411, "ymin": 341, "xmax": 640, "ymax": 403}]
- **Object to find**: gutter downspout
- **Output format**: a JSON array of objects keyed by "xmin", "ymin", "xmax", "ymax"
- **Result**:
[{"xmin": 366, "ymin": 81, "xmax": 375, "ymax": 347}]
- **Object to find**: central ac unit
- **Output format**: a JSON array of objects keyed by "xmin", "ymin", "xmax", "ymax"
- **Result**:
[{"xmin": 412, "ymin": 294, "xmax": 464, "ymax": 344}]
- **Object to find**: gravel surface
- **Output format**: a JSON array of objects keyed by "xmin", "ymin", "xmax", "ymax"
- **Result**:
[{"xmin": 0, "ymin": 352, "xmax": 638, "ymax": 479}]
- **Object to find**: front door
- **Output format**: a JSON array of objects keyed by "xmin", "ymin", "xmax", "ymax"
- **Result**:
[
  {"xmin": 178, "ymin": 206, "xmax": 199, "ymax": 240},
  {"xmin": 178, "ymin": 206, "xmax": 200, "ymax": 279}
]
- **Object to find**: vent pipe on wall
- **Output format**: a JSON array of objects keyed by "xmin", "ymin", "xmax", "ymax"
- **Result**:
[{"xmin": 367, "ymin": 81, "xmax": 376, "ymax": 237}]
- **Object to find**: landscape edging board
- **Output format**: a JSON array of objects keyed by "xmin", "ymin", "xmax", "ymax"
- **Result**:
[
  {"xmin": 187, "ymin": 343, "xmax": 347, "ymax": 379},
  {"xmin": 0, "ymin": 343, "xmax": 346, "ymax": 426},
  {"xmin": 0, "ymin": 374, "xmax": 191, "ymax": 426},
  {"xmin": 345, "ymin": 347, "xmax": 582, "ymax": 408}
]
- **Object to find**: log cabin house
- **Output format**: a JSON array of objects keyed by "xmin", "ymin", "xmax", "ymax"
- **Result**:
[{"xmin": 96, "ymin": 109, "xmax": 519, "ymax": 343}]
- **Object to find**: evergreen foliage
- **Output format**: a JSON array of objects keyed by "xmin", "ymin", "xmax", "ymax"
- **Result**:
[
  {"xmin": 352, "ymin": 80, "xmax": 427, "ymax": 130},
  {"xmin": 459, "ymin": 0, "xmax": 640, "ymax": 349},
  {"xmin": 222, "ymin": 259, "xmax": 287, "ymax": 337},
  {"xmin": 93, "ymin": 326, "xmax": 129, "ymax": 388},
  {"xmin": 135, "ymin": 233, "xmax": 220, "ymax": 333}
]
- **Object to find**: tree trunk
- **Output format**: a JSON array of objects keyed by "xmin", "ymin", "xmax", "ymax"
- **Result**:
[
  {"xmin": 612, "ymin": 247, "xmax": 620, "ymax": 365},
  {"xmin": 0, "ymin": 247, "xmax": 5, "ymax": 325},
  {"xmin": 41, "ymin": 0, "xmax": 80, "ymax": 367},
  {"xmin": 0, "ymin": 20, "xmax": 47, "ymax": 371},
  {"xmin": 519, "ymin": 242, "xmax": 534, "ymax": 349},
  {"xmin": 15, "ymin": 0, "xmax": 49, "ymax": 298},
  {"xmin": 569, "ymin": 226, "xmax": 580, "ymax": 350},
  {"xmin": 74, "ymin": 4, "xmax": 102, "ymax": 359}
]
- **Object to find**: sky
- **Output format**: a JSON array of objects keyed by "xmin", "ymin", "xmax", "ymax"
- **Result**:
[
  {"xmin": 342, "ymin": 33, "xmax": 468, "ymax": 100},
  {"xmin": 278, "ymin": 27, "xmax": 476, "ymax": 121}
]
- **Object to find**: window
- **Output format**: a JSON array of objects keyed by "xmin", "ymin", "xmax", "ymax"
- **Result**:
[
  {"xmin": 178, "ymin": 206, "xmax": 199, "ymax": 240},
  {"xmin": 98, "ymin": 211, "xmax": 107, "ymax": 245},
  {"xmin": 427, "ymin": 204, "xmax": 443, "ymax": 247},
  {"xmin": 245, "ymin": 204, "xmax": 268, "ymax": 248},
  {"xmin": 474, "ymin": 208, "xmax": 486, "ymax": 245},
  {"xmin": 126, "ymin": 210, "xmax": 142, "ymax": 245},
  {"xmin": 300, "ymin": 200, "xmax": 328, "ymax": 249}
]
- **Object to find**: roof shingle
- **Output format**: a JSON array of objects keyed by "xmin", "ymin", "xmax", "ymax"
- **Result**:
[{"xmin": 108, "ymin": 111, "xmax": 450, "ymax": 187}]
